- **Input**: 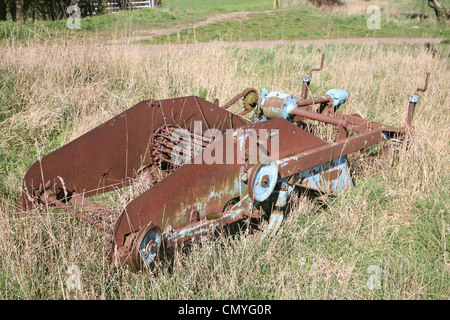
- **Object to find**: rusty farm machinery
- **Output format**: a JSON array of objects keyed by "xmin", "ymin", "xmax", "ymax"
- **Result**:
[{"xmin": 19, "ymin": 55, "xmax": 429, "ymax": 269}]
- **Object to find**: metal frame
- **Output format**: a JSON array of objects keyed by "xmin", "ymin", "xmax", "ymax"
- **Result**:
[{"xmin": 18, "ymin": 57, "xmax": 429, "ymax": 269}]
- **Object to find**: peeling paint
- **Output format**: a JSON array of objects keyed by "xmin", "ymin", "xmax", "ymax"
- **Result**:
[{"xmin": 294, "ymin": 156, "xmax": 353, "ymax": 194}]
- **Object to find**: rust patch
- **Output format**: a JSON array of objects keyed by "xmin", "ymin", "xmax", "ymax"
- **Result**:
[{"xmin": 322, "ymin": 169, "xmax": 343, "ymax": 182}]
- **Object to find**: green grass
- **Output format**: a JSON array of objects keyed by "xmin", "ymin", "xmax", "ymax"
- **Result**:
[
  {"xmin": 0, "ymin": 0, "xmax": 273, "ymax": 42},
  {"xmin": 391, "ymin": 0, "xmax": 449, "ymax": 16},
  {"xmin": 0, "ymin": 8, "xmax": 186, "ymax": 41},
  {"xmin": 1, "ymin": 2, "xmax": 449, "ymax": 44},
  {"xmin": 149, "ymin": 6, "xmax": 449, "ymax": 44},
  {"xmin": 163, "ymin": 0, "xmax": 273, "ymax": 13}
]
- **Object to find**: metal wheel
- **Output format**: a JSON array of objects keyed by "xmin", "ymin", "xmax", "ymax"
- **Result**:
[
  {"xmin": 247, "ymin": 159, "xmax": 279, "ymax": 203},
  {"xmin": 134, "ymin": 225, "xmax": 162, "ymax": 268}
]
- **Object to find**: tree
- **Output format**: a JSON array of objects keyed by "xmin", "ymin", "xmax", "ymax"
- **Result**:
[
  {"xmin": 78, "ymin": 0, "xmax": 107, "ymax": 17},
  {"xmin": 0, "ymin": 0, "xmax": 17, "ymax": 21},
  {"xmin": 428, "ymin": 0, "xmax": 450, "ymax": 20},
  {"xmin": 0, "ymin": 0, "xmax": 6, "ymax": 21},
  {"xmin": 8, "ymin": 0, "xmax": 16, "ymax": 21},
  {"xmin": 273, "ymin": 0, "xmax": 281, "ymax": 9},
  {"xmin": 0, "ymin": 0, "xmax": 148, "ymax": 22}
]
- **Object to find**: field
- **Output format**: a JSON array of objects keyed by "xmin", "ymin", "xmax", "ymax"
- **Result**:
[
  {"xmin": 0, "ymin": 0, "xmax": 449, "ymax": 300},
  {"xmin": 1, "ymin": 1, "xmax": 448, "ymax": 43}
]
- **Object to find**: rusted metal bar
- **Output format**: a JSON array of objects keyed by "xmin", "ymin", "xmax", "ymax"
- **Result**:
[
  {"xmin": 308, "ymin": 54, "xmax": 325, "ymax": 76},
  {"xmin": 152, "ymin": 123, "xmax": 217, "ymax": 168},
  {"xmin": 406, "ymin": 101, "xmax": 417, "ymax": 127},
  {"xmin": 301, "ymin": 54, "xmax": 325, "ymax": 99},
  {"xmin": 406, "ymin": 73, "xmax": 430, "ymax": 127},
  {"xmin": 300, "ymin": 75, "xmax": 311, "ymax": 100},
  {"xmin": 332, "ymin": 112, "xmax": 402, "ymax": 133},
  {"xmin": 277, "ymin": 128, "xmax": 385, "ymax": 178},
  {"xmin": 164, "ymin": 209, "xmax": 251, "ymax": 246},
  {"xmin": 296, "ymin": 95, "xmax": 332, "ymax": 108},
  {"xmin": 44, "ymin": 192, "xmax": 113, "ymax": 234},
  {"xmin": 289, "ymin": 107, "xmax": 348, "ymax": 127},
  {"xmin": 221, "ymin": 88, "xmax": 257, "ymax": 110},
  {"xmin": 415, "ymin": 72, "xmax": 430, "ymax": 94},
  {"xmin": 194, "ymin": 96, "xmax": 211, "ymax": 130},
  {"xmin": 154, "ymin": 154, "xmax": 184, "ymax": 166},
  {"xmin": 238, "ymin": 109, "xmax": 253, "ymax": 116},
  {"xmin": 160, "ymin": 126, "xmax": 213, "ymax": 147},
  {"xmin": 69, "ymin": 192, "xmax": 114, "ymax": 218}
]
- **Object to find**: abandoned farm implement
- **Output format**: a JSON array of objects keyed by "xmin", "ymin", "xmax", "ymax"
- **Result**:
[{"xmin": 18, "ymin": 55, "xmax": 430, "ymax": 269}]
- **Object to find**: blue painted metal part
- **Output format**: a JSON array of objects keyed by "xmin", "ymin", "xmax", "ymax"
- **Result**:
[
  {"xmin": 382, "ymin": 131, "xmax": 402, "ymax": 150},
  {"xmin": 302, "ymin": 75, "xmax": 311, "ymax": 83},
  {"xmin": 251, "ymin": 160, "xmax": 279, "ymax": 202},
  {"xmin": 325, "ymin": 89, "xmax": 349, "ymax": 108},
  {"xmin": 273, "ymin": 178, "xmax": 294, "ymax": 207},
  {"xmin": 409, "ymin": 95, "xmax": 419, "ymax": 103},
  {"xmin": 294, "ymin": 156, "xmax": 354, "ymax": 194},
  {"xmin": 264, "ymin": 211, "xmax": 284, "ymax": 237},
  {"xmin": 254, "ymin": 113, "xmax": 268, "ymax": 122},
  {"xmin": 139, "ymin": 228, "xmax": 161, "ymax": 265},
  {"xmin": 260, "ymin": 90, "xmax": 298, "ymax": 120}
]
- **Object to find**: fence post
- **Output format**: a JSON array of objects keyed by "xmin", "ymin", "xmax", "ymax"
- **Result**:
[{"xmin": 422, "ymin": 0, "xmax": 425, "ymax": 22}]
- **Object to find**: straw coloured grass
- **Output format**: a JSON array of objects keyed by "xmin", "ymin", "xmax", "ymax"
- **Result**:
[{"xmin": 0, "ymin": 40, "xmax": 449, "ymax": 299}]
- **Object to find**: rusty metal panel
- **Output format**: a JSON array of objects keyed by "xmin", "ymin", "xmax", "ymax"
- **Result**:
[
  {"xmin": 276, "ymin": 128, "xmax": 385, "ymax": 178},
  {"xmin": 21, "ymin": 96, "xmax": 250, "ymax": 210},
  {"xmin": 293, "ymin": 156, "xmax": 354, "ymax": 194}
]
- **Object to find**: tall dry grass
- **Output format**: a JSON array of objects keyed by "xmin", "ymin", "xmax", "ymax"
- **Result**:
[{"xmin": 0, "ymin": 39, "xmax": 448, "ymax": 299}]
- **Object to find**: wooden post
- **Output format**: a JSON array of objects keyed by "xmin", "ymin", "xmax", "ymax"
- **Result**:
[
  {"xmin": 422, "ymin": 0, "xmax": 425, "ymax": 22},
  {"xmin": 273, "ymin": 0, "xmax": 281, "ymax": 9}
]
